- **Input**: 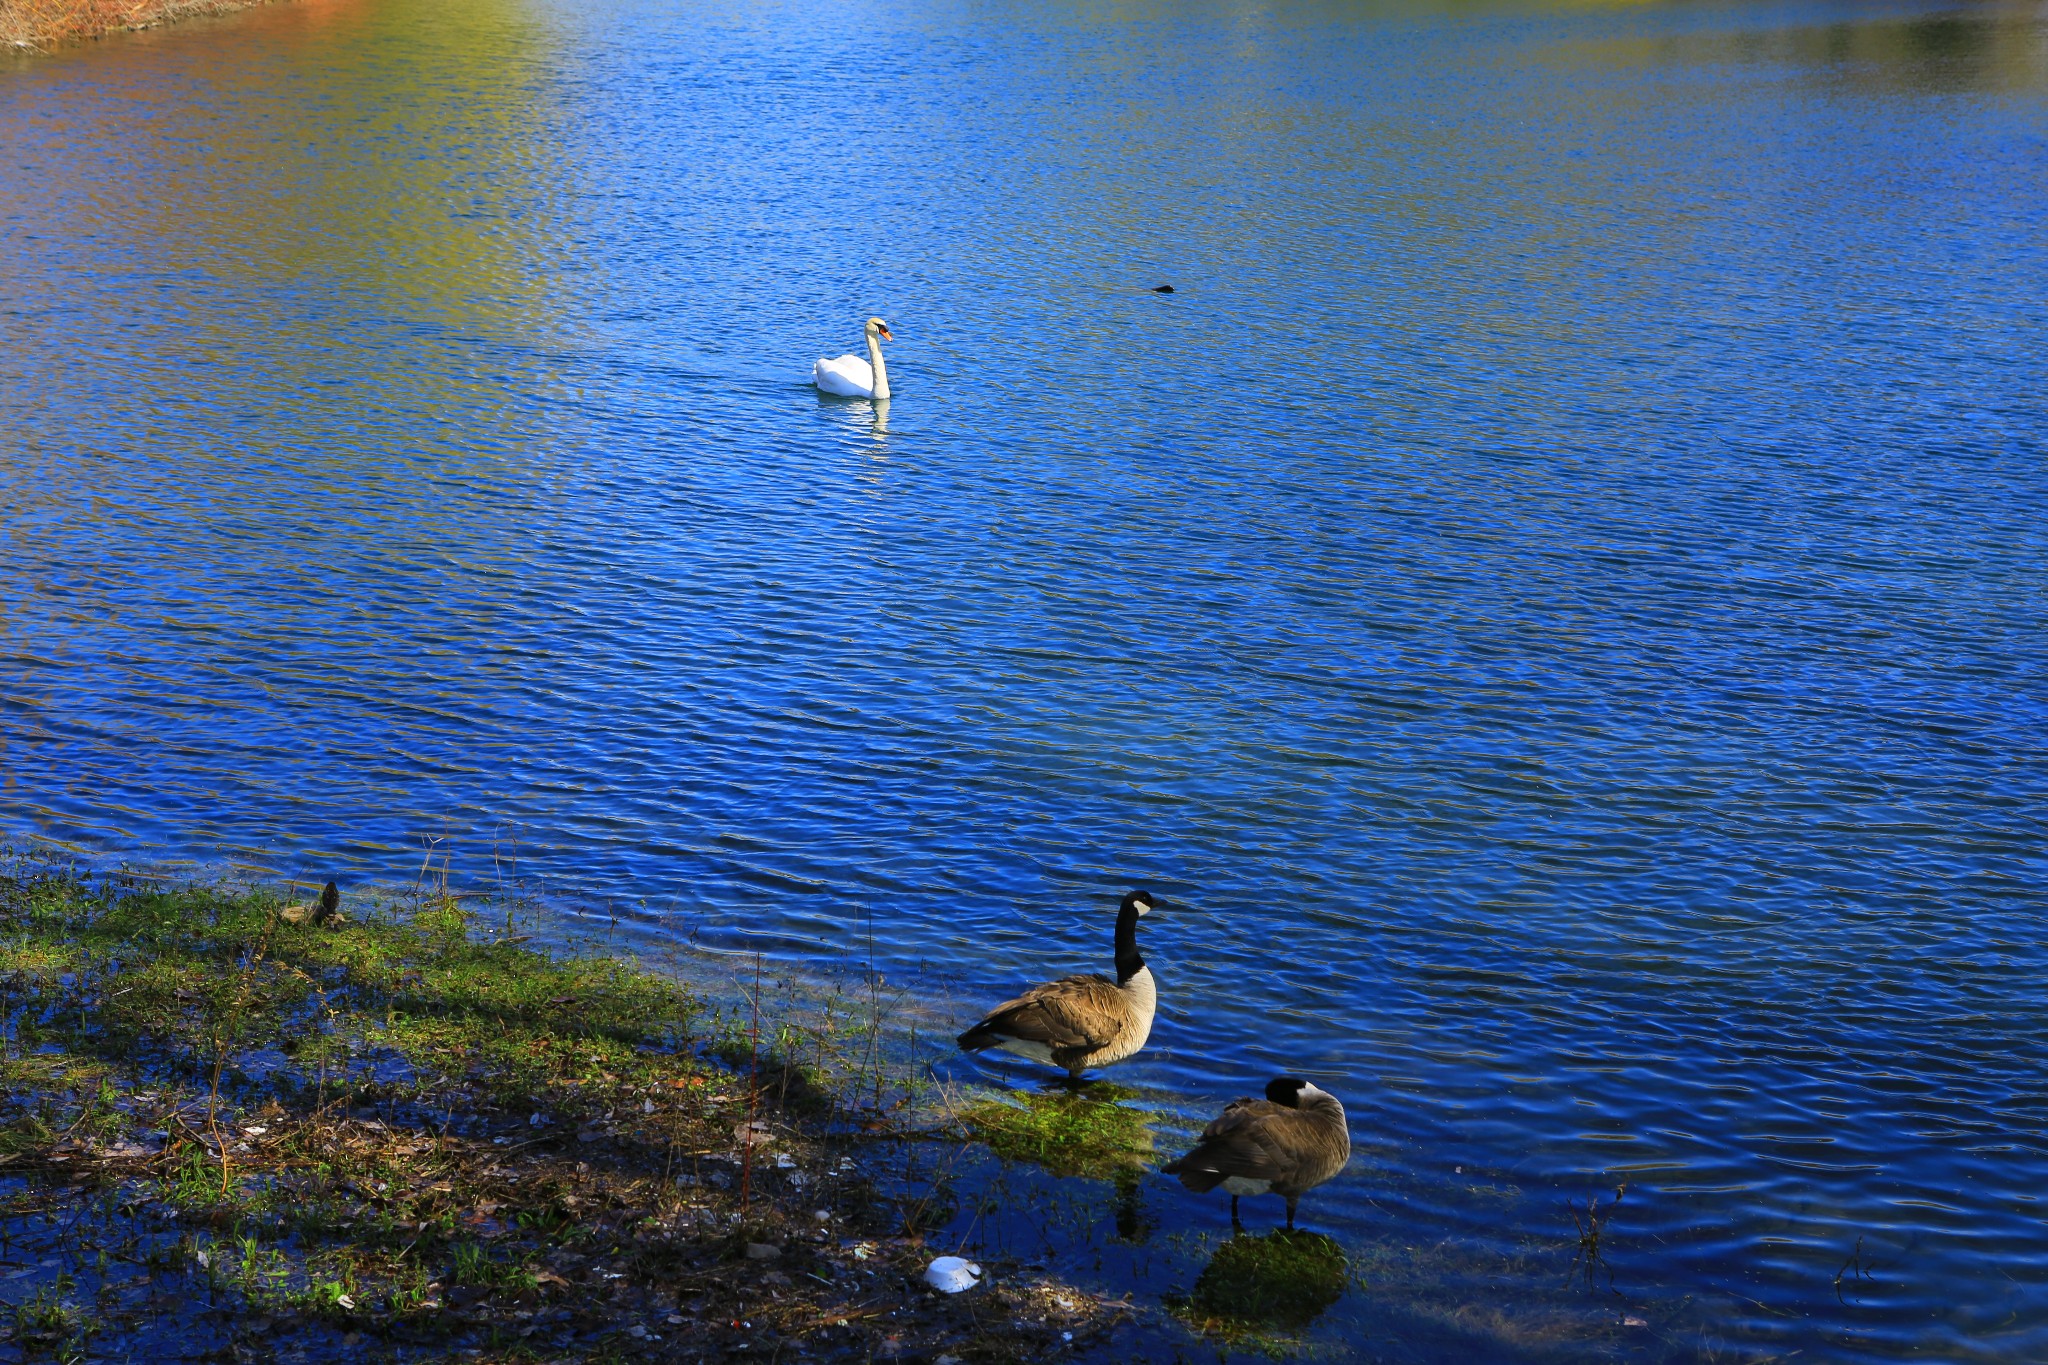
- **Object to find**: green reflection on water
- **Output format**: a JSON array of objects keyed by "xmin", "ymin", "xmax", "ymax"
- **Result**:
[{"xmin": 1, "ymin": 0, "xmax": 572, "ymax": 433}]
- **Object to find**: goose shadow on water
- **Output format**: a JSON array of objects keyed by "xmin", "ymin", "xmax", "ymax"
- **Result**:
[{"xmin": 1170, "ymin": 1227, "xmax": 1350, "ymax": 1345}]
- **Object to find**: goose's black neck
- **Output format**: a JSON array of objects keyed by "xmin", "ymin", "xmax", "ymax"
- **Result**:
[{"xmin": 1114, "ymin": 900, "xmax": 1145, "ymax": 984}]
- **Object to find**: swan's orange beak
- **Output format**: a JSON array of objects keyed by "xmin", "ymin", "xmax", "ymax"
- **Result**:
[{"xmin": 878, "ymin": 325, "xmax": 893, "ymax": 341}]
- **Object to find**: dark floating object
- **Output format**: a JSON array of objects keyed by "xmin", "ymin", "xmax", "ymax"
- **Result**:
[{"xmin": 1150, "ymin": 284, "xmax": 1176, "ymax": 293}]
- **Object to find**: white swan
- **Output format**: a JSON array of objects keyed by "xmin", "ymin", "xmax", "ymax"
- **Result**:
[{"xmin": 814, "ymin": 317, "xmax": 893, "ymax": 399}]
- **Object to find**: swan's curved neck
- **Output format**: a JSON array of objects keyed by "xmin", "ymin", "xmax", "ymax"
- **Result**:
[{"xmin": 866, "ymin": 332, "xmax": 891, "ymax": 400}]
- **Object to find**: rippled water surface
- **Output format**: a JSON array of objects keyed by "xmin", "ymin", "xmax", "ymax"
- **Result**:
[{"xmin": 4, "ymin": 0, "xmax": 2048, "ymax": 1356}]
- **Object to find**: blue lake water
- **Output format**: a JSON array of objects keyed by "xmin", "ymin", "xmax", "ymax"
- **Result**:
[{"xmin": 3, "ymin": 0, "xmax": 2047, "ymax": 1356}]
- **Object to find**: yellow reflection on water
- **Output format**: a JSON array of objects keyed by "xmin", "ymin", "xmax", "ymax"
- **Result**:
[{"xmin": 5, "ymin": 0, "xmax": 568, "ymax": 351}]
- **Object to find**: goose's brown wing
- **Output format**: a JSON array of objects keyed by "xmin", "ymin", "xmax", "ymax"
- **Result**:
[
  {"xmin": 958, "ymin": 973, "xmax": 1125, "ymax": 1051},
  {"xmin": 1165, "ymin": 1101, "xmax": 1292, "ymax": 1189},
  {"xmin": 1201, "ymin": 1097, "xmax": 1285, "ymax": 1140}
]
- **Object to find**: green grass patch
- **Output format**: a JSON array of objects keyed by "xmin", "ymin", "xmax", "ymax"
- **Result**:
[
  {"xmin": 960, "ymin": 1085, "xmax": 1157, "ymax": 1180},
  {"xmin": 0, "ymin": 858, "xmax": 702, "ymax": 1103}
]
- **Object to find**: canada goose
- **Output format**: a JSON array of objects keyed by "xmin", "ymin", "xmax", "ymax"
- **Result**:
[
  {"xmin": 1163, "ymin": 1077, "xmax": 1351, "ymax": 1229},
  {"xmin": 280, "ymin": 880, "xmax": 341, "ymax": 926},
  {"xmin": 956, "ymin": 889, "xmax": 1159, "ymax": 1082}
]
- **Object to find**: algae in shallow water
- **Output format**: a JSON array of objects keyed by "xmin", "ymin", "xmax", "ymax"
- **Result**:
[
  {"xmin": 1173, "ymin": 1228, "xmax": 1349, "ymax": 1344},
  {"xmin": 959, "ymin": 1085, "xmax": 1156, "ymax": 1180}
]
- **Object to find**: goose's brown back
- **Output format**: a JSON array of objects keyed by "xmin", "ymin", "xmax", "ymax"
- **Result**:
[
  {"xmin": 956, "ymin": 969, "xmax": 1156, "ymax": 1072},
  {"xmin": 1165, "ymin": 1091, "xmax": 1350, "ymax": 1198}
]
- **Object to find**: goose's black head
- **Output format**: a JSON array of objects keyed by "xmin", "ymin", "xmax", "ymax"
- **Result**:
[
  {"xmin": 1121, "ymin": 889, "xmax": 1157, "ymax": 918},
  {"xmin": 1265, "ymin": 1076, "xmax": 1311, "ymax": 1107}
]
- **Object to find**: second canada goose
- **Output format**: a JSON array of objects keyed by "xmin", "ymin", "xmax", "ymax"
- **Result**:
[
  {"xmin": 1163, "ymin": 1078, "xmax": 1351, "ymax": 1229},
  {"xmin": 956, "ymin": 889, "xmax": 1159, "ymax": 1082}
]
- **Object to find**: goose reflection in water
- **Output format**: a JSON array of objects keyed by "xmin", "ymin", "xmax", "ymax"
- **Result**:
[
  {"xmin": 1175, "ymin": 1228, "xmax": 1349, "ymax": 1341},
  {"xmin": 1110, "ymin": 1168, "xmax": 1153, "ymax": 1243}
]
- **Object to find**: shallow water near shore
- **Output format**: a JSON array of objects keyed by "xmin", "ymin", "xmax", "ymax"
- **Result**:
[{"xmin": 3, "ymin": 0, "xmax": 2048, "ymax": 1357}]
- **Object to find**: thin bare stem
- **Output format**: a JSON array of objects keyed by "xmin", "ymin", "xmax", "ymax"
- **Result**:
[{"xmin": 739, "ymin": 947, "xmax": 763, "ymax": 1219}]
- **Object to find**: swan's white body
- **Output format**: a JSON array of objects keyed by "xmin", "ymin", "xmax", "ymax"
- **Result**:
[
  {"xmin": 814, "ymin": 353, "xmax": 881, "ymax": 398},
  {"xmin": 815, "ymin": 318, "xmax": 892, "ymax": 399}
]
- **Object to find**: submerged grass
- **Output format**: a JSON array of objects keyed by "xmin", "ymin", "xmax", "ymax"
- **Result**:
[
  {"xmin": 958, "ymin": 1085, "xmax": 1157, "ymax": 1182},
  {"xmin": 1170, "ymin": 1228, "xmax": 1350, "ymax": 1347},
  {"xmin": 0, "ymin": 853, "xmax": 1131, "ymax": 1362}
]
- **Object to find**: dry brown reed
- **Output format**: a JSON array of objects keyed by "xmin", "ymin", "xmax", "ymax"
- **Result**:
[{"xmin": 2, "ymin": 0, "xmax": 276, "ymax": 54}]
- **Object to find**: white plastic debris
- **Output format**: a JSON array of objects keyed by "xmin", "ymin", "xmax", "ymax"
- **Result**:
[
  {"xmin": 775, "ymin": 1152, "xmax": 796, "ymax": 1169},
  {"xmin": 923, "ymin": 1256, "xmax": 982, "ymax": 1294}
]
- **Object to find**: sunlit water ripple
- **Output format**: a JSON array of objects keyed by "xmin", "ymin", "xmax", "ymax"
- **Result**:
[{"xmin": 2, "ymin": 0, "xmax": 2046, "ymax": 1356}]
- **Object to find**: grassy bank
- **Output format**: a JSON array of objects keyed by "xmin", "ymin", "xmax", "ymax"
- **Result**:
[
  {"xmin": 0, "ymin": 857, "xmax": 1128, "ymax": 1361},
  {"xmin": 1, "ymin": 0, "xmax": 273, "ymax": 52}
]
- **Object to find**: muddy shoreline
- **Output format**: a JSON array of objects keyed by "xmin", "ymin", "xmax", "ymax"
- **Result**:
[{"xmin": 0, "ymin": 859, "xmax": 1175, "ymax": 1362}]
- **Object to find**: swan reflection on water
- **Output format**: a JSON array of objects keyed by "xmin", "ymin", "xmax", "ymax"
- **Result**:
[
  {"xmin": 815, "ymin": 390, "xmax": 890, "ymax": 452},
  {"xmin": 1173, "ymin": 1227, "xmax": 1349, "ymax": 1341}
]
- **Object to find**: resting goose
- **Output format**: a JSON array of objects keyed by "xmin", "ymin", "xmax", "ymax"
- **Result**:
[
  {"xmin": 957, "ymin": 890, "xmax": 1159, "ymax": 1082},
  {"xmin": 1164, "ymin": 1077, "xmax": 1351, "ymax": 1229}
]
